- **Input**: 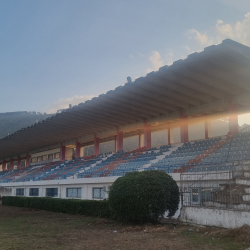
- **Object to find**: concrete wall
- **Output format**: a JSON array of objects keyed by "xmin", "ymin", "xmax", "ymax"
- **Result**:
[
  {"xmin": 210, "ymin": 118, "xmax": 229, "ymax": 137},
  {"xmin": 123, "ymin": 136, "xmax": 139, "ymax": 152},
  {"xmin": 31, "ymin": 148, "xmax": 60, "ymax": 158},
  {"xmin": 173, "ymin": 127, "xmax": 181, "ymax": 143},
  {"xmin": 180, "ymin": 206, "xmax": 250, "ymax": 228},
  {"xmin": 84, "ymin": 145, "xmax": 94, "ymax": 156},
  {"xmin": 30, "ymin": 148, "xmax": 60, "ymax": 165},
  {"xmin": 100, "ymin": 141, "xmax": 115, "ymax": 154},
  {"xmin": 0, "ymin": 187, "xmax": 12, "ymax": 196},
  {"xmin": 65, "ymin": 147, "xmax": 73, "ymax": 160},
  {"xmin": 0, "ymin": 177, "xmax": 118, "ymax": 200},
  {"xmin": 0, "ymin": 173, "xmax": 180, "ymax": 200},
  {"xmin": 188, "ymin": 123, "xmax": 205, "ymax": 141},
  {"xmin": 151, "ymin": 129, "xmax": 168, "ymax": 147}
]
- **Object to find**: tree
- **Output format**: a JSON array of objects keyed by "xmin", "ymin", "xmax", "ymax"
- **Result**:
[{"xmin": 108, "ymin": 170, "xmax": 179, "ymax": 223}]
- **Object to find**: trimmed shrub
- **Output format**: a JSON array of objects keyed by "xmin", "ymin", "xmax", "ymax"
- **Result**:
[
  {"xmin": 2, "ymin": 196, "xmax": 111, "ymax": 218},
  {"xmin": 108, "ymin": 170, "xmax": 179, "ymax": 223}
]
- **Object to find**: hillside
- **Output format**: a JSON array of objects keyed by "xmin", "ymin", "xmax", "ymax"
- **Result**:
[{"xmin": 0, "ymin": 111, "xmax": 53, "ymax": 139}]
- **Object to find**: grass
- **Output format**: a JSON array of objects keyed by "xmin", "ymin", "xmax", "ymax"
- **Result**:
[
  {"xmin": 180, "ymin": 229, "xmax": 250, "ymax": 250},
  {"xmin": 0, "ymin": 204, "xmax": 250, "ymax": 250}
]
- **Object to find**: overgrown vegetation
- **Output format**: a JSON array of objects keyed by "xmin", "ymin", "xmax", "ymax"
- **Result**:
[
  {"xmin": 2, "ymin": 196, "xmax": 111, "ymax": 218},
  {"xmin": 108, "ymin": 170, "xmax": 180, "ymax": 223}
]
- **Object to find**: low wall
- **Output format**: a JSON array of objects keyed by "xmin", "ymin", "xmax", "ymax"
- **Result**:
[{"xmin": 180, "ymin": 206, "xmax": 250, "ymax": 228}]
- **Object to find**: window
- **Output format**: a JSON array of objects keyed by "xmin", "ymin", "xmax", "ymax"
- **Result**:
[
  {"xmin": 13, "ymin": 161, "xmax": 18, "ymax": 169},
  {"xmin": 31, "ymin": 158, "xmax": 37, "ymax": 163},
  {"xmin": 54, "ymin": 153, "xmax": 60, "ymax": 159},
  {"xmin": 29, "ymin": 188, "xmax": 39, "ymax": 197},
  {"xmin": 46, "ymin": 188, "xmax": 58, "ymax": 197},
  {"xmin": 7, "ymin": 163, "xmax": 10, "ymax": 169},
  {"xmin": 37, "ymin": 156, "xmax": 42, "ymax": 162},
  {"xmin": 21, "ymin": 160, "xmax": 25, "ymax": 168},
  {"xmin": 66, "ymin": 188, "xmax": 81, "ymax": 198},
  {"xmin": 16, "ymin": 188, "xmax": 24, "ymax": 196},
  {"xmin": 200, "ymin": 188, "xmax": 216, "ymax": 203},
  {"xmin": 191, "ymin": 188, "xmax": 199, "ymax": 204},
  {"xmin": 92, "ymin": 188, "xmax": 105, "ymax": 199},
  {"xmin": 48, "ymin": 154, "xmax": 53, "ymax": 160}
]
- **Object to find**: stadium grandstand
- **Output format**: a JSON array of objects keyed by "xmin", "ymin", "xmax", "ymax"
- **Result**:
[{"xmin": 1, "ymin": 39, "xmax": 250, "ymax": 219}]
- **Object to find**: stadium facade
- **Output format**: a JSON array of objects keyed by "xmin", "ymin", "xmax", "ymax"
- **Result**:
[{"xmin": 1, "ymin": 39, "xmax": 250, "ymax": 227}]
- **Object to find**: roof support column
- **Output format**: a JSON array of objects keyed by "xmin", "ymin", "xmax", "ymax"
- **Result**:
[
  {"xmin": 205, "ymin": 122, "xmax": 209, "ymax": 139},
  {"xmin": 168, "ymin": 127, "xmax": 171, "ymax": 145},
  {"xmin": 117, "ymin": 128, "xmax": 123, "ymax": 152},
  {"xmin": 26, "ymin": 154, "xmax": 31, "ymax": 167},
  {"xmin": 75, "ymin": 141, "xmax": 81, "ymax": 158},
  {"xmin": 228, "ymin": 98, "xmax": 239, "ymax": 135},
  {"xmin": 205, "ymin": 119, "xmax": 211, "ymax": 139},
  {"xmin": 114, "ymin": 135, "xmax": 117, "ymax": 153},
  {"xmin": 60, "ymin": 145, "xmax": 66, "ymax": 161},
  {"xmin": 94, "ymin": 135, "xmax": 100, "ymax": 156},
  {"xmin": 180, "ymin": 111, "xmax": 189, "ymax": 143},
  {"xmin": 139, "ymin": 131, "xmax": 141, "ymax": 148},
  {"xmin": 144, "ymin": 121, "xmax": 151, "ymax": 148}
]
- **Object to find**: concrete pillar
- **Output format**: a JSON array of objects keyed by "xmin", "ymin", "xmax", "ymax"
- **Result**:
[
  {"xmin": 168, "ymin": 127, "xmax": 171, "ymax": 145},
  {"xmin": 75, "ymin": 141, "xmax": 81, "ymax": 158},
  {"xmin": 228, "ymin": 98, "xmax": 239, "ymax": 134},
  {"xmin": 26, "ymin": 154, "xmax": 31, "ymax": 167},
  {"xmin": 114, "ymin": 135, "xmax": 117, "ymax": 153},
  {"xmin": 205, "ymin": 121, "xmax": 209, "ymax": 139},
  {"xmin": 60, "ymin": 145, "xmax": 66, "ymax": 161},
  {"xmin": 117, "ymin": 128, "xmax": 123, "ymax": 151},
  {"xmin": 180, "ymin": 111, "xmax": 189, "ymax": 143},
  {"xmin": 94, "ymin": 135, "xmax": 100, "ymax": 155},
  {"xmin": 144, "ymin": 121, "xmax": 151, "ymax": 148}
]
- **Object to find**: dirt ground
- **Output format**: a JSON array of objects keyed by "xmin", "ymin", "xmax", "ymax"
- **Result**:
[{"xmin": 0, "ymin": 204, "xmax": 249, "ymax": 250}]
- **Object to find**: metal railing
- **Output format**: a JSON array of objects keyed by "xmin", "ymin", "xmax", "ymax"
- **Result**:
[
  {"xmin": 180, "ymin": 162, "xmax": 250, "ymax": 211},
  {"xmin": 239, "ymin": 124, "xmax": 250, "ymax": 133}
]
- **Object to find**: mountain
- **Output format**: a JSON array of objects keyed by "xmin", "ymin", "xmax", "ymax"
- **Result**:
[{"xmin": 0, "ymin": 111, "xmax": 53, "ymax": 139}]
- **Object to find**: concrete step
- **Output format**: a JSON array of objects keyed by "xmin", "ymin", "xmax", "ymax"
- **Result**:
[
  {"xmin": 243, "ymin": 194, "xmax": 250, "ymax": 201},
  {"xmin": 244, "ymin": 172, "xmax": 250, "ymax": 178},
  {"xmin": 236, "ymin": 178, "xmax": 250, "ymax": 186},
  {"xmin": 242, "ymin": 165, "xmax": 250, "ymax": 171}
]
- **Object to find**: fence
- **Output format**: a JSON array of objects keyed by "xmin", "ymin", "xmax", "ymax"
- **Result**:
[{"xmin": 180, "ymin": 161, "xmax": 250, "ymax": 211}]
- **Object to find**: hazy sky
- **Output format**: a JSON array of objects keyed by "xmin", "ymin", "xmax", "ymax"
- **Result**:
[{"xmin": 1, "ymin": 0, "xmax": 250, "ymax": 115}]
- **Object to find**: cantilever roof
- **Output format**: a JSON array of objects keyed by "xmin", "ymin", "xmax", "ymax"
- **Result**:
[{"xmin": 1, "ymin": 39, "xmax": 250, "ymax": 160}]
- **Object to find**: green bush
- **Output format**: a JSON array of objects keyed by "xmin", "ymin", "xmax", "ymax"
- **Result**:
[
  {"xmin": 108, "ymin": 170, "xmax": 179, "ymax": 223},
  {"xmin": 2, "ymin": 196, "xmax": 111, "ymax": 218}
]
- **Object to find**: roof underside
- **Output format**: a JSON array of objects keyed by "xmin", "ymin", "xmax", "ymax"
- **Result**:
[{"xmin": 1, "ymin": 39, "xmax": 250, "ymax": 159}]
